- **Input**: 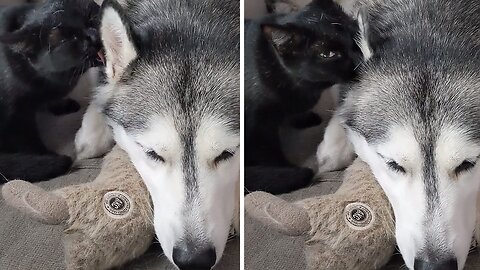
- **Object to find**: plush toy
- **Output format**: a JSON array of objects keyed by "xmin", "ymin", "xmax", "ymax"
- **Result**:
[
  {"xmin": 2, "ymin": 146, "xmax": 154, "ymax": 270},
  {"xmin": 245, "ymin": 158, "xmax": 397, "ymax": 270}
]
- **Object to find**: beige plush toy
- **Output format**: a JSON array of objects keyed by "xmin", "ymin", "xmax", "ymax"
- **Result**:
[
  {"xmin": 245, "ymin": 158, "xmax": 396, "ymax": 270},
  {"xmin": 2, "ymin": 146, "xmax": 154, "ymax": 270}
]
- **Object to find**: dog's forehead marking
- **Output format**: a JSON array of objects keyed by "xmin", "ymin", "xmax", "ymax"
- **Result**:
[
  {"xmin": 136, "ymin": 115, "xmax": 203, "ymax": 236},
  {"xmin": 343, "ymin": 57, "xmax": 480, "ymax": 145},
  {"xmin": 378, "ymin": 125, "xmax": 421, "ymax": 170},
  {"xmin": 106, "ymin": 58, "xmax": 239, "ymax": 135},
  {"xmin": 139, "ymin": 113, "xmax": 200, "ymax": 199},
  {"xmin": 377, "ymin": 124, "xmax": 436, "ymax": 211},
  {"xmin": 137, "ymin": 114, "xmax": 181, "ymax": 155}
]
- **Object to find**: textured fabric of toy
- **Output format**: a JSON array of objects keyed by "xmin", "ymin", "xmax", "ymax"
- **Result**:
[
  {"xmin": 245, "ymin": 159, "xmax": 396, "ymax": 270},
  {"xmin": 300, "ymin": 159, "xmax": 395, "ymax": 269},
  {"xmin": 3, "ymin": 146, "xmax": 154, "ymax": 270}
]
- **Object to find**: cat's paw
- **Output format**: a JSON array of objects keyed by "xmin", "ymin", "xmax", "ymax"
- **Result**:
[
  {"xmin": 57, "ymin": 155, "xmax": 73, "ymax": 169},
  {"xmin": 48, "ymin": 98, "xmax": 81, "ymax": 116},
  {"xmin": 289, "ymin": 111, "xmax": 322, "ymax": 129}
]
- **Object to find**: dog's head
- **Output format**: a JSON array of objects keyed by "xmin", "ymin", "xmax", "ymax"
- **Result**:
[
  {"xmin": 96, "ymin": 1, "xmax": 239, "ymax": 269},
  {"xmin": 340, "ymin": 11, "xmax": 480, "ymax": 270}
]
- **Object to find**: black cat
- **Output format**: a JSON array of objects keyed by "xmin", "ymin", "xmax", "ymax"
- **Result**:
[
  {"xmin": 0, "ymin": 0, "xmax": 102, "ymax": 183},
  {"xmin": 244, "ymin": 0, "xmax": 361, "ymax": 194}
]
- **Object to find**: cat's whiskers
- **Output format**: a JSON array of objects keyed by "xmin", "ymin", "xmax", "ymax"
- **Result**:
[{"xmin": 52, "ymin": 9, "xmax": 65, "ymax": 15}]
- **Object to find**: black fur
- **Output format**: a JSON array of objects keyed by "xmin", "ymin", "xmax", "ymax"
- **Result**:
[
  {"xmin": 244, "ymin": 0, "xmax": 360, "ymax": 194},
  {"xmin": 245, "ymin": 166, "xmax": 314, "ymax": 194},
  {"xmin": 0, "ymin": 0, "xmax": 102, "ymax": 183}
]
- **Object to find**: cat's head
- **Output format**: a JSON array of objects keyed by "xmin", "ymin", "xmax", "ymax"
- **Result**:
[
  {"xmin": 0, "ymin": 0, "xmax": 102, "ymax": 75},
  {"xmin": 262, "ymin": 0, "xmax": 361, "ymax": 83}
]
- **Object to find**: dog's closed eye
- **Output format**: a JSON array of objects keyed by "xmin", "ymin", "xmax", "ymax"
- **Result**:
[
  {"xmin": 146, "ymin": 150, "xmax": 165, "ymax": 162},
  {"xmin": 386, "ymin": 160, "xmax": 406, "ymax": 174},
  {"xmin": 377, "ymin": 152, "xmax": 406, "ymax": 174},
  {"xmin": 214, "ymin": 150, "xmax": 235, "ymax": 165},
  {"xmin": 454, "ymin": 160, "xmax": 476, "ymax": 175}
]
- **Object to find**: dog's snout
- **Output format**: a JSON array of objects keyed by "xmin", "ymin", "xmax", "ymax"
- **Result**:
[
  {"xmin": 414, "ymin": 257, "xmax": 458, "ymax": 270},
  {"xmin": 172, "ymin": 245, "xmax": 216, "ymax": 270}
]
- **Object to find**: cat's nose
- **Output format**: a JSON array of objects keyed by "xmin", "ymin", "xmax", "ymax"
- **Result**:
[{"xmin": 85, "ymin": 28, "xmax": 99, "ymax": 45}]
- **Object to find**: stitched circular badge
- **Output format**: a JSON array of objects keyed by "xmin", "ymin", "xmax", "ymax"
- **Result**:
[
  {"xmin": 103, "ymin": 191, "xmax": 132, "ymax": 219},
  {"xmin": 344, "ymin": 202, "xmax": 374, "ymax": 230}
]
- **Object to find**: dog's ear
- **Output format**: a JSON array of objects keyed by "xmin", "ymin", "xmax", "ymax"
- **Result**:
[
  {"xmin": 355, "ymin": 8, "xmax": 373, "ymax": 61},
  {"xmin": 100, "ymin": 1, "xmax": 137, "ymax": 82}
]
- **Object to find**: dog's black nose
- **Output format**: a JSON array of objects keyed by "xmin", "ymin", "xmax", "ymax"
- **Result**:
[
  {"xmin": 414, "ymin": 257, "xmax": 458, "ymax": 270},
  {"xmin": 172, "ymin": 246, "xmax": 216, "ymax": 270}
]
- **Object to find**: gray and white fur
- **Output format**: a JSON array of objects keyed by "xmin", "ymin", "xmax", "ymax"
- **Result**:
[
  {"xmin": 75, "ymin": 0, "xmax": 239, "ymax": 269},
  {"xmin": 322, "ymin": 0, "xmax": 480, "ymax": 269}
]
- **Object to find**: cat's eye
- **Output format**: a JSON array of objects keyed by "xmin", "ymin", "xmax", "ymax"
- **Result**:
[
  {"xmin": 386, "ymin": 160, "xmax": 406, "ymax": 174},
  {"xmin": 319, "ymin": 50, "xmax": 340, "ymax": 58},
  {"xmin": 146, "ymin": 150, "xmax": 165, "ymax": 163},
  {"xmin": 214, "ymin": 150, "xmax": 235, "ymax": 165},
  {"xmin": 454, "ymin": 160, "xmax": 476, "ymax": 175},
  {"xmin": 48, "ymin": 29, "xmax": 63, "ymax": 46}
]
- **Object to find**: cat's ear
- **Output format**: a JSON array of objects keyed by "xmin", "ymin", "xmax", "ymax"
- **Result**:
[
  {"xmin": 262, "ymin": 24, "xmax": 303, "ymax": 55},
  {"xmin": 265, "ymin": 0, "xmax": 301, "ymax": 14},
  {"xmin": 100, "ymin": 0, "xmax": 137, "ymax": 82},
  {"xmin": 0, "ymin": 29, "xmax": 33, "ymax": 54}
]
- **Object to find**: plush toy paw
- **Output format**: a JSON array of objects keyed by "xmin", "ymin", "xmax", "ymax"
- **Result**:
[
  {"xmin": 245, "ymin": 191, "xmax": 311, "ymax": 236},
  {"xmin": 2, "ymin": 180, "xmax": 69, "ymax": 225}
]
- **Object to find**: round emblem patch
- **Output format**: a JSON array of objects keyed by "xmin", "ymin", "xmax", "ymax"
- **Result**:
[
  {"xmin": 344, "ymin": 202, "xmax": 374, "ymax": 230},
  {"xmin": 103, "ymin": 191, "xmax": 132, "ymax": 219}
]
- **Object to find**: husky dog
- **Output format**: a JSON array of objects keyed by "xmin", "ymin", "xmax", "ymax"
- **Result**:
[
  {"xmin": 319, "ymin": 0, "xmax": 480, "ymax": 268},
  {"xmin": 75, "ymin": 0, "xmax": 239, "ymax": 269}
]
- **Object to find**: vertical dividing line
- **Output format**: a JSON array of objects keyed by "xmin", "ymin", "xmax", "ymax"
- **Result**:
[{"xmin": 239, "ymin": 0, "xmax": 245, "ymax": 269}]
